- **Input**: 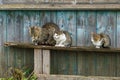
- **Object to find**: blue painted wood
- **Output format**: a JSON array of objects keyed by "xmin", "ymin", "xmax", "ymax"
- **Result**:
[
  {"xmin": 0, "ymin": 10, "xmax": 120, "ymax": 77},
  {"xmin": 117, "ymin": 12, "xmax": 120, "ymax": 77},
  {"xmin": 76, "ymin": 11, "xmax": 87, "ymax": 46},
  {"xmin": 86, "ymin": 11, "xmax": 96, "ymax": 46},
  {"xmin": 0, "ymin": 11, "xmax": 7, "ymax": 77}
]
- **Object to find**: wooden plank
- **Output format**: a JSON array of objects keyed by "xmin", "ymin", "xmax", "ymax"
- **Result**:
[
  {"xmin": 43, "ymin": 50, "xmax": 50, "ymax": 74},
  {"xmin": 95, "ymin": 53, "xmax": 106, "ymax": 76},
  {"xmin": 116, "ymin": 12, "xmax": 120, "ymax": 77},
  {"xmin": 37, "ymin": 74, "xmax": 120, "ymax": 80},
  {"xmin": 4, "ymin": 42, "xmax": 120, "ymax": 52},
  {"xmin": 108, "ymin": 53, "xmax": 116, "ymax": 76},
  {"xmin": 30, "ymin": 11, "xmax": 40, "ymax": 26},
  {"xmin": 50, "ymin": 50, "xmax": 58, "ymax": 74},
  {"xmin": 6, "ymin": 11, "xmax": 16, "ymax": 77},
  {"xmin": 40, "ymin": 11, "xmax": 50, "ymax": 26},
  {"xmin": 0, "ymin": 4, "xmax": 120, "ymax": 10},
  {"xmin": 67, "ymin": 52, "xmax": 77, "ymax": 75},
  {"xmin": 57, "ymin": 51, "xmax": 69, "ymax": 75},
  {"xmin": 117, "ymin": 12, "xmax": 120, "ymax": 48},
  {"xmin": 92, "ymin": 0, "xmax": 120, "ymax": 3},
  {"xmin": 97, "ymin": 12, "xmax": 107, "ymax": 34},
  {"xmin": 2, "ymin": 0, "xmax": 120, "ymax": 4},
  {"xmin": 14, "ymin": 11, "xmax": 24, "ymax": 68},
  {"xmin": 117, "ymin": 53, "xmax": 120, "ymax": 77},
  {"xmin": 23, "ymin": 11, "xmax": 34, "ymax": 69},
  {"xmin": 50, "ymin": 11, "xmax": 57, "ymax": 23},
  {"xmin": 0, "ymin": 11, "xmax": 7, "ymax": 77},
  {"xmin": 66, "ymin": 11, "xmax": 76, "ymax": 46},
  {"xmin": 86, "ymin": 52, "xmax": 96, "ymax": 76},
  {"xmin": 34, "ymin": 49, "xmax": 43, "ymax": 74},
  {"xmin": 77, "ymin": 52, "xmax": 84, "ymax": 75},
  {"xmin": 23, "ymin": 11, "xmax": 31, "ymax": 43},
  {"xmin": 86, "ymin": 11, "xmax": 96, "ymax": 46},
  {"xmin": 57, "ymin": 11, "xmax": 66, "ymax": 30},
  {"xmin": 76, "ymin": 11, "xmax": 87, "ymax": 46}
]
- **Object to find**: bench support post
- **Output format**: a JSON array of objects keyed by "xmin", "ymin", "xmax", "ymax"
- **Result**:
[{"xmin": 34, "ymin": 49, "xmax": 50, "ymax": 75}]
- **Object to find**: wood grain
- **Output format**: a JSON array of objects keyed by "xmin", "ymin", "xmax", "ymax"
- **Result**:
[
  {"xmin": 5, "ymin": 42, "xmax": 120, "ymax": 52},
  {"xmin": 34, "ymin": 49, "xmax": 43, "ymax": 74},
  {"xmin": 0, "ymin": 4, "xmax": 120, "ymax": 10},
  {"xmin": 43, "ymin": 50, "xmax": 50, "ymax": 74}
]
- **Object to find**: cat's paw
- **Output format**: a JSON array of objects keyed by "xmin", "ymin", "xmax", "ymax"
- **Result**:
[
  {"xmin": 34, "ymin": 43, "xmax": 38, "ymax": 45},
  {"xmin": 96, "ymin": 46, "xmax": 100, "ymax": 48},
  {"xmin": 55, "ymin": 44, "xmax": 65, "ymax": 47}
]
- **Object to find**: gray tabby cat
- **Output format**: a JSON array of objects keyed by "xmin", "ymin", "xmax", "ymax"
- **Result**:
[{"xmin": 29, "ymin": 22, "xmax": 60, "ymax": 45}]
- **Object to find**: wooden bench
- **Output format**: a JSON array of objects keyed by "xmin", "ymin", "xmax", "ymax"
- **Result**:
[{"xmin": 4, "ymin": 42, "xmax": 120, "ymax": 80}]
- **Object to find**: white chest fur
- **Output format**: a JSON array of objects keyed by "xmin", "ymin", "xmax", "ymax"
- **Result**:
[
  {"xmin": 53, "ymin": 33, "xmax": 66, "ymax": 47},
  {"xmin": 91, "ymin": 37, "xmax": 103, "ymax": 48}
]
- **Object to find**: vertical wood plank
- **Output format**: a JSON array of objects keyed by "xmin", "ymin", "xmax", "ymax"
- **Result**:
[
  {"xmin": 34, "ymin": 49, "xmax": 43, "ymax": 74},
  {"xmin": 116, "ymin": 12, "xmax": 120, "ymax": 77},
  {"xmin": 57, "ymin": 51, "xmax": 68, "ymax": 75},
  {"xmin": 65, "ymin": 11, "xmax": 77, "ymax": 75},
  {"xmin": 117, "ymin": 12, "xmax": 120, "ymax": 48},
  {"xmin": 77, "ymin": 52, "xmax": 86, "ymax": 76},
  {"xmin": 108, "ymin": 53, "xmax": 116, "ymax": 77},
  {"xmin": 14, "ymin": 11, "xmax": 24, "ymax": 68},
  {"xmin": 23, "ymin": 11, "xmax": 34, "ymax": 69},
  {"xmin": 30, "ymin": 11, "xmax": 40, "ymax": 26},
  {"xmin": 65, "ymin": 11, "xmax": 77, "ymax": 46},
  {"xmin": 57, "ymin": 11, "xmax": 69, "ymax": 75},
  {"xmin": 0, "ymin": 11, "xmax": 7, "ymax": 77},
  {"xmin": 40, "ymin": 11, "xmax": 50, "ymax": 26},
  {"xmin": 50, "ymin": 11, "xmax": 57, "ymax": 23},
  {"xmin": 87, "ymin": 52, "xmax": 96, "ymax": 76},
  {"xmin": 57, "ymin": 11, "xmax": 66, "ymax": 30},
  {"xmin": 86, "ymin": 11, "xmax": 96, "ymax": 46},
  {"xmin": 68, "ymin": 52, "xmax": 77, "ymax": 75},
  {"xmin": 43, "ymin": 50, "xmax": 50, "ymax": 74},
  {"xmin": 76, "ymin": 11, "xmax": 87, "ymax": 46},
  {"xmin": 6, "ymin": 11, "xmax": 15, "ymax": 76},
  {"xmin": 95, "ymin": 53, "xmax": 105, "ymax": 76},
  {"xmin": 97, "ymin": 12, "xmax": 108, "ymax": 34}
]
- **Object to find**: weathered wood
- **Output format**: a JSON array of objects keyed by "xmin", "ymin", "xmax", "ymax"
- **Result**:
[
  {"xmin": 0, "ymin": 11, "xmax": 7, "ymax": 77},
  {"xmin": 34, "ymin": 49, "xmax": 43, "ymax": 74},
  {"xmin": 4, "ymin": 42, "xmax": 120, "ymax": 52},
  {"xmin": 66, "ymin": 11, "xmax": 76, "ymax": 46},
  {"xmin": 86, "ymin": 12, "xmax": 96, "ymax": 46},
  {"xmin": 77, "ymin": 11, "xmax": 87, "ymax": 46},
  {"xmin": 1, "ymin": 0, "xmax": 120, "ymax": 4},
  {"xmin": 23, "ymin": 11, "xmax": 34, "ymax": 70},
  {"xmin": 0, "ymin": 4, "xmax": 120, "ymax": 10},
  {"xmin": 43, "ymin": 50, "xmax": 50, "ymax": 74},
  {"xmin": 37, "ymin": 74, "xmax": 120, "ymax": 80},
  {"xmin": 117, "ymin": 12, "xmax": 120, "ymax": 77}
]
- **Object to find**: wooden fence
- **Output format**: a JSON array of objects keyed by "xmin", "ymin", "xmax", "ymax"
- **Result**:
[{"xmin": 0, "ymin": 10, "xmax": 120, "ymax": 78}]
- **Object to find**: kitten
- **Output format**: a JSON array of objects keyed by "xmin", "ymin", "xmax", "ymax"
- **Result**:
[
  {"xmin": 29, "ymin": 22, "xmax": 60, "ymax": 45},
  {"xmin": 53, "ymin": 30, "xmax": 72, "ymax": 47},
  {"xmin": 91, "ymin": 32, "xmax": 111, "ymax": 48}
]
